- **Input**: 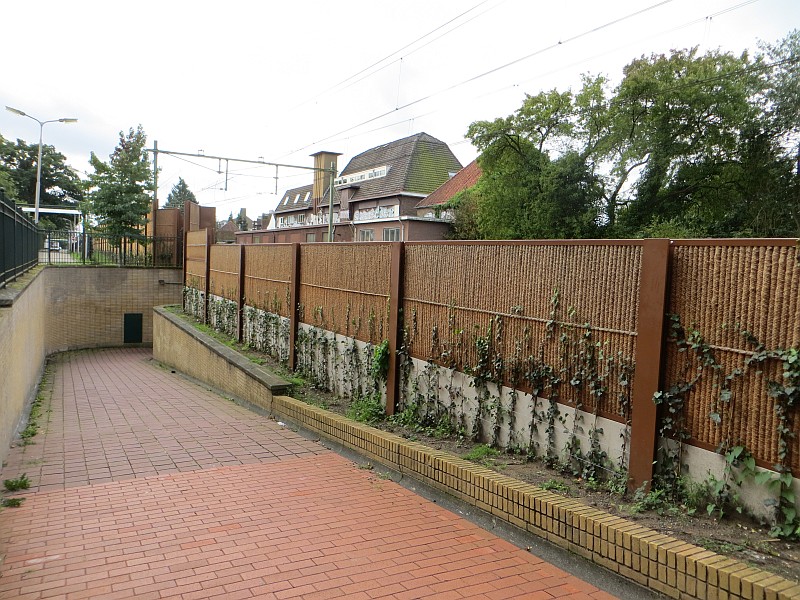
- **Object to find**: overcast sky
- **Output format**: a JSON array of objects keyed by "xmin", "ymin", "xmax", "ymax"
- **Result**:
[{"xmin": 2, "ymin": 0, "xmax": 798, "ymax": 220}]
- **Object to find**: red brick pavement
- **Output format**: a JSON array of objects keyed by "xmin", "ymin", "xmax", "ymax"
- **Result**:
[
  {"xmin": 0, "ymin": 349, "xmax": 618, "ymax": 599},
  {"xmin": 2, "ymin": 349, "xmax": 323, "ymax": 493}
]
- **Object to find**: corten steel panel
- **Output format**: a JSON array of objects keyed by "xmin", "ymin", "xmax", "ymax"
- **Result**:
[
  {"xmin": 298, "ymin": 243, "xmax": 392, "ymax": 344},
  {"xmin": 628, "ymin": 239, "xmax": 670, "ymax": 490},
  {"xmin": 185, "ymin": 201, "xmax": 200, "ymax": 232},
  {"xmin": 242, "ymin": 244, "xmax": 293, "ymax": 318},
  {"xmin": 185, "ymin": 229, "xmax": 209, "ymax": 290},
  {"xmin": 209, "ymin": 244, "xmax": 241, "ymax": 302},
  {"xmin": 666, "ymin": 240, "xmax": 800, "ymax": 471},
  {"xmin": 402, "ymin": 240, "xmax": 643, "ymax": 420}
]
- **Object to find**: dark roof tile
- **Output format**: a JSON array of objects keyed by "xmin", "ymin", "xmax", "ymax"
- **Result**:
[
  {"xmin": 274, "ymin": 184, "xmax": 313, "ymax": 214},
  {"xmin": 336, "ymin": 133, "xmax": 462, "ymax": 202}
]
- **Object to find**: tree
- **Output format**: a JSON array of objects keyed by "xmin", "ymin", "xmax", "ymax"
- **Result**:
[
  {"xmin": 0, "ymin": 133, "xmax": 84, "ymax": 228},
  {"xmin": 464, "ymin": 92, "xmax": 603, "ymax": 239},
  {"xmin": 88, "ymin": 125, "xmax": 153, "ymax": 240},
  {"xmin": 445, "ymin": 187, "xmax": 482, "ymax": 240},
  {"xmin": 611, "ymin": 47, "xmax": 761, "ymax": 235},
  {"xmin": 164, "ymin": 177, "xmax": 196, "ymax": 209},
  {"xmin": 457, "ymin": 38, "xmax": 798, "ymax": 239}
]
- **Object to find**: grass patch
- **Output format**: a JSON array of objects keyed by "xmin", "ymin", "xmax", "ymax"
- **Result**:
[
  {"xmin": 463, "ymin": 444, "xmax": 500, "ymax": 463},
  {"xmin": 540, "ymin": 479, "xmax": 571, "ymax": 494},
  {"xmin": 1, "ymin": 498, "xmax": 25, "ymax": 508},
  {"xmin": 346, "ymin": 393, "xmax": 385, "ymax": 425},
  {"xmin": 4, "ymin": 474, "xmax": 30, "ymax": 492}
]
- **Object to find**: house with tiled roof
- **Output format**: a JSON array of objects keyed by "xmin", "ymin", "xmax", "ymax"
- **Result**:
[
  {"xmin": 335, "ymin": 132, "xmax": 462, "ymax": 241},
  {"xmin": 416, "ymin": 159, "xmax": 482, "ymax": 219},
  {"xmin": 236, "ymin": 133, "xmax": 462, "ymax": 244}
]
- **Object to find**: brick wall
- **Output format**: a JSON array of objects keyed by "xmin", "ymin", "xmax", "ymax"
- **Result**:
[
  {"xmin": 0, "ymin": 267, "xmax": 184, "ymax": 466},
  {"xmin": 46, "ymin": 267, "xmax": 182, "ymax": 351},
  {"xmin": 0, "ymin": 270, "xmax": 47, "ymax": 463}
]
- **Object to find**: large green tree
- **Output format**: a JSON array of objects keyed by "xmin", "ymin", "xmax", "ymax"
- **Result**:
[
  {"xmin": 458, "ymin": 35, "xmax": 798, "ymax": 239},
  {"xmin": 164, "ymin": 177, "xmax": 196, "ymax": 209},
  {"xmin": 88, "ymin": 125, "xmax": 153, "ymax": 239},
  {"xmin": 0, "ymin": 133, "xmax": 84, "ymax": 228}
]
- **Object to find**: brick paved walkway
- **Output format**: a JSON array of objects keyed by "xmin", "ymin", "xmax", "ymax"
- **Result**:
[{"xmin": 0, "ymin": 349, "xmax": 618, "ymax": 599}]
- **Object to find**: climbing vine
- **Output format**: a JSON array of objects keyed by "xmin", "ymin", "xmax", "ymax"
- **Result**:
[
  {"xmin": 182, "ymin": 286, "xmax": 204, "ymax": 321},
  {"xmin": 208, "ymin": 294, "xmax": 238, "ymax": 338},
  {"xmin": 653, "ymin": 315, "xmax": 800, "ymax": 538}
]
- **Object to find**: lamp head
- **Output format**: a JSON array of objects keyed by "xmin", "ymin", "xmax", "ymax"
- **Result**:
[
  {"xmin": 59, "ymin": 118, "xmax": 78, "ymax": 124},
  {"xmin": 5, "ymin": 106, "xmax": 26, "ymax": 117}
]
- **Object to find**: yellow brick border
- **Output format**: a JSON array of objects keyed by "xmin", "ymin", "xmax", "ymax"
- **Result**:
[
  {"xmin": 153, "ymin": 309, "xmax": 800, "ymax": 600},
  {"xmin": 272, "ymin": 395, "xmax": 800, "ymax": 600}
]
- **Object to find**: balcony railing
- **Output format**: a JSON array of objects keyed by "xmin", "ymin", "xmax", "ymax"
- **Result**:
[{"xmin": 353, "ymin": 206, "xmax": 398, "ymax": 222}]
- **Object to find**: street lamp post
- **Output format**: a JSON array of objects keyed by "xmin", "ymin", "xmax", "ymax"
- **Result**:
[{"xmin": 5, "ymin": 106, "xmax": 77, "ymax": 225}]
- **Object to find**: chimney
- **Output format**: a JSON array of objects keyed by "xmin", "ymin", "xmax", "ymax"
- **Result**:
[{"xmin": 310, "ymin": 151, "xmax": 341, "ymax": 213}]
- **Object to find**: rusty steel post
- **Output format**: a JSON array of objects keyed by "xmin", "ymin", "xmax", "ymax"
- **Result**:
[
  {"xmin": 628, "ymin": 238, "xmax": 671, "ymax": 491},
  {"xmin": 237, "ymin": 243, "xmax": 246, "ymax": 343},
  {"xmin": 385, "ymin": 241, "xmax": 405, "ymax": 416},
  {"xmin": 288, "ymin": 243, "xmax": 302, "ymax": 372}
]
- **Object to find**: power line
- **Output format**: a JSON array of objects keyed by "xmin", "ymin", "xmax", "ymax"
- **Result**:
[
  {"xmin": 287, "ymin": 0, "xmax": 495, "ymax": 113},
  {"xmin": 331, "ymin": 0, "xmax": 509, "ymax": 99},
  {"xmin": 284, "ymin": 0, "xmax": 675, "ymax": 156}
]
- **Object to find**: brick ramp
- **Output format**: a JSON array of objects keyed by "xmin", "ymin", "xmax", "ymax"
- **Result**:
[{"xmin": 0, "ymin": 349, "xmax": 615, "ymax": 599}]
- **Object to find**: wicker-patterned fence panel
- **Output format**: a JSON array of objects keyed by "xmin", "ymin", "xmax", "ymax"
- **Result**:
[
  {"xmin": 403, "ymin": 241, "xmax": 643, "ymax": 419},
  {"xmin": 185, "ymin": 229, "xmax": 208, "ymax": 290},
  {"xmin": 299, "ymin": 243, "xmax": 391, "ymax": 344},
  {"xmin": 667, "ymin": 242, "xmax": 800, "ymax": 471},
  {"xmin": 208, "ymin": 244, "xmax": 241, "ymax": 302},
  {"xmin": 243, "ymin": 244, "xmax": 293, "ymax": 318}
]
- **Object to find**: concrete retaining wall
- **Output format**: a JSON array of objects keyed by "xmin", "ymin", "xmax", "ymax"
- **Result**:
[
  {"xmin": 153, "ymin": 307, "xmax": 290, "ymax": 413},
  {"xmin": 0, "ymin": 270, "xmax": 47, "ymax": 461}
]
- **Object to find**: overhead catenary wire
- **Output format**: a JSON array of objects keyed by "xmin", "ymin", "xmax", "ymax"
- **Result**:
[
  {"xmin": 283, "ymin": 0, "xmax": 676, "ymax": 156},
  {"xmin": 286, "ymin": 0, "xmax": 497, "ymax": 113},
  {"xmin": 279, "ymin": 0, "xmax": 767, "ymax": 161},
  {"xmin": 163, "ymin": 0, "xmax": 771, "ymax": 208},
  {"xmin": 327, "ymin": 0, "xmax": 510, "ymax": 99}
]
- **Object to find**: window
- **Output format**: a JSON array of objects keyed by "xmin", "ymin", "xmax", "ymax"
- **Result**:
[
  {"xmin": 306, "ymin": 233, "xmax": 316, "ymax": 242},
  {"xmin": 358, "ymin": 229, "xmax": 375, "ymax": 242},
  {"xmin": 296, "ymin": 214, "xmax": 305, "ymax": 223},
  {"xmin": 322, "ymin": 232, "xmax": 329, "ymax": 242},
  {"xmin": 382, "ymin": 227, "xmax": 400, "ymax": 241},
  {"xmin": 253, "ymin": 236, "xmax": 261, "ymax": 244}
]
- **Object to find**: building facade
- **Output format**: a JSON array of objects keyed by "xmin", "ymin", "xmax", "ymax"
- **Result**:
[{"xmin": 236, "ymin": 133, "xmax": 462, "ymax": 244}]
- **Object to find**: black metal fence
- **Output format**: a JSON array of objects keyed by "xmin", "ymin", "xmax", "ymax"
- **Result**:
[
  {"xmin": 40, "ymin": 231, "xmax": 181, "ymax": 268},
  {"xmin": 1, "ymin": 189, "xmax": 39, "ymax": 289},
  {"xmin": 1, "ymin": 187, "xmax": 182, "ymax": 289}
]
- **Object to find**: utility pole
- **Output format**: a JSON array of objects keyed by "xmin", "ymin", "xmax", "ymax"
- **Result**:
[{"xmin": 152, "ymin": 140, "xmax": 158, "ymax": 237}]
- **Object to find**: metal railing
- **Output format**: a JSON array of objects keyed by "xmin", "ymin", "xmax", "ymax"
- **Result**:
[
  {"xmin": 40, "ymin": 231, "xmax": 181, "ymax": 267},
  {"xmin": 1, "ymin": 188, "xmax": 39, "ymax": 289}
]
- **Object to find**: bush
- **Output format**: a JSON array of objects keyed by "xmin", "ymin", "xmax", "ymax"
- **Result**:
[{"xmin": 347, "ymin": 393, "xmax": 385, "ymax": 425}]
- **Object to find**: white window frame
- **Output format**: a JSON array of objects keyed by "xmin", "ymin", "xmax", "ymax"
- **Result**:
[{"xmin": 382, "ymin": 227, "xmax": 400, "ymax": 241}]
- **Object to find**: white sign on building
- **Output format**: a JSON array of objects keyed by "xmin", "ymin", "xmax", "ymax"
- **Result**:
[{"xmin": 334, "ymin": 165, "xmax": 389, "ymax": 187}]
